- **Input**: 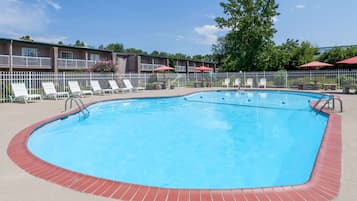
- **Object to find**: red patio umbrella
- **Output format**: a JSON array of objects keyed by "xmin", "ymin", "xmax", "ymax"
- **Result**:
[
  {"xmin": 153, "ymin": 65, "xmax": 174, "ymax": 83},
  {"xmin": 195, "ymin": 66, "xmax": 213, "ymax": 84},
  {"xmin": 336, "ymin": 56, "xmax": 357, "ymax": 65},
  {"xmin": 195, "ymin": 66, "xmax": 213, "ymax": 72},
  {"xmin": 153, "ymin": 65, "xmax": 175, "ymax": 72},
  {"xmin": 298, "ymin": 61, "xmax": 333, "ymax": 70}
]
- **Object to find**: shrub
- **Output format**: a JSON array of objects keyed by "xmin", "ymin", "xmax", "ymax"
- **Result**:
[{"xmin": 89, "ymin": 61, "xmax": 117, "ymax": 73}]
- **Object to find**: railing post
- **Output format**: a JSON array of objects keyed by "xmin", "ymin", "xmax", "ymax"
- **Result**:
[
  {"xmin": 63, "ymin": 71, "xmax": 66, "ymax": 91},
  {"xmin": 285, "ymin": 71, "xmax": 288, "ymax": 88},
  {"xmin": 337, "ymin": 68, "xmax": 340, "ymax": 89}
]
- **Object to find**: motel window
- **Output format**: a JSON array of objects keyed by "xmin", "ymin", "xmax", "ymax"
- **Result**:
[
  {"xmin": 60, "ymin": 51, "xmax": 74, "ymax": 59},
  {"xmin": 90, "ymin": 54, "xmax": 100, "ymax": 61},
  {"xmin": 21, "ymin": 48, "xmax": 38, "ymax": 57}
]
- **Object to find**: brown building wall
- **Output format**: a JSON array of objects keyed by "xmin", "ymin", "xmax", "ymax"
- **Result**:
[
  {"xmin": 12, "ymin": 44, "xmax": 51, "ymax": 57},
  {"xmin": 58, "ymin": 48, "xmax": 85, "ymax": 59},
  {"xmin": 0, "ymin": 43, "xmax": 8, "ymax": 55}
]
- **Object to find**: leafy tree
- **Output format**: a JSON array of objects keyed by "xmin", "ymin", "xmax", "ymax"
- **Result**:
[
  {"xmin": 105, "ymin": 43, "xmax": 124, "ymax": 52},
  {"xmin": 19, "ymin": 35, "xmax": 32, "ymax": 41},
  {"xmin": 125, "ymin": 48, "xmax": 148, "ymax": 55},
  {"xmin": 212, "ymin": 37, "xmax": 226, "ymax": 65},
  {"xmin": 319, "ymin": 46, "xmax": 357, "ymax": 65},
  {"xmin": 58, "ymin": 41, "xmax": 64, "ymax": 45},
  {"xmin": 74, "ymin": 40, "xmax": 85, "ymax": 47},
  {"xmin": 215, "ymin": 0, "xmax": 279, "ymax": 71}
]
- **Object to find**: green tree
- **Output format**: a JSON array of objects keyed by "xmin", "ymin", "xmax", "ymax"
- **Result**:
[
  {"xmin": 215, "ymin": 0, "xmax": 279, "ymax": 71},
  {"xmin": 58, "ymin": 41, "xmax": 64, "ymax": 45},
  {"xmin": 19, "ymin": 35, "xmax": 32, "ymax": 41},
  {"xmin": 319, "ymin": 47, "xmax": 357, "ymax": 64},
  {"xmin": 125, "ymin": 48, "xmax": 147, "ymax": 55},
  {"xmin": 212, "ymin": 37, "xmax": 226, "ymax": 65},
  {"xmin": 105, "ymin": 43, "xmax": 124, "ymax": 52},
  {"xmin": 74, "ymin": 40, "xmax": 85, "ymax": 47}
]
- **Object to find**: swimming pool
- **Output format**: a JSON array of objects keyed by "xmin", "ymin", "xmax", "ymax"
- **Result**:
[{"xmin": 27, "ymin": 90, "xmax": 328, "ymax": 189}]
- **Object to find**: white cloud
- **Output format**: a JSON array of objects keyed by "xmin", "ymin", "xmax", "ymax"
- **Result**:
[
  {"xmin": 205, "ymin": 14, "xmax": 216, "ymax": 19},
  {"xmin": 46, "ymin": 0, "xmax": 61, "ymax": 10},
  {"xmin": 0, "ymin": 0, "xmax": 49, "ymax": 34},
  {"xmin": 0, "ymin": 0, "xmax": 65, "ymax": 42},
  {"xmin": 194, "ymin": 25, "xmax": 227, "ymax": 45},
  {"xmin": 296, "ymin": 4, "xmax": 306, "ymax": 9},
  {"xmin": 176, "ymin": 35, "xmax": 185, "ymax": 41},
  {"xmin": 272, "ymin": 16, "xmax": 278, "ymax": 23},
  {"xmin": 32, "ymin": 35, "xmax": 67, "ymax": 43}
]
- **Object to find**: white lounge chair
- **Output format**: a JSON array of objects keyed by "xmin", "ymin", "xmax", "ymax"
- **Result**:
[
  {"xmin": 90, "ymin": 80, "xmax": 113, "ymax": 95},
  {"xmin": 108, "ymin": 80, "xmax": 130, "ymax": 93},
  {"xmin": 233, "ymin": 78, "xmax": 241, "ymax": 88},
  {"xmin": 10, "ymin": 83, "xmax": 42, "ymax": 104},
  {"xmin": 68, "ymin": 81, "xmax": 93, "ymax": 97},
  {"xmin": 42, "ymin": 82, "xmax": 69, "ymax": 100},
  {"xmin": 245, "ymin": 78, "xmax": 253, "ymax": 88},
  {"xmin": 123, "ymin": 79, "xmax": 145, "ymax": 91},
  {"xmin": 258, "ymin": 78, "xmax": 267, "ymax": 88},
  {"xmin": 222, "ymin": 78, "xmax": 230, "ymax": 88}
]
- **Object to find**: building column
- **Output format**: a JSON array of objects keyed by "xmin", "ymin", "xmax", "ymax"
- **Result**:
[
  {"xmin": 186, "ymin": 60, "xmax": 189, "ymax": 75},
  {"xmin": 53, "ymin": 47, "xmax": 58, "ymax": 73},
  {"xmin": 85, "ymin": 51, "xmax": 89, "ymax": 68},
  {"xmin": 166, "ymin": 58, "xmax": 170, "ymax": 66},
  {"xmin": 9, "ymin": 40, "xmax": 13, "ymax": 72},
  {"xmin": 137, "ymin": 55, "xmax": 142, "ymax": 73},
  {"xmin": 112, "ymin": 53, "xmax": 117, "ymax": 65}
]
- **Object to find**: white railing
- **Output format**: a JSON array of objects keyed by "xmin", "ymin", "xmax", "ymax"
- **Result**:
[
  {"xmin": 12, "ymin": 56, "xmax": 51, "ymax": 68},
  {"xmin": 175, "ymin": 65, "xmax": 186, "ymax": 72},
  {"xmin": 188, "ymin": 66, "xmax": 198, "ymax": 72},
  {"xmin": 0, "ymin": 55, "xmax": 9, "ymax": 67},
  {"xmin": 1, "ymin": 70, "xmax": 357, "ymax": 103},
  {"xmin": 58, "ymin": 58, "xmax": 88, "ymax": 69},
  {"xmin": 87, "ymin": 60, "xmax": 97, "ymax": 67},
  {"xmin": 140, "ymin": 63, "xmax": 162, "ymax": 71}
]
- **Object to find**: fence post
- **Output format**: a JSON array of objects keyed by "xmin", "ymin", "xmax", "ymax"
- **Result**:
[
  {"xmin": 285, "ymin": 71, "xmax": 288, "ymax": 88},
  {"xmin": 337, "ymin": 69, "xmax": 340, "ymax": 89},
  {"xmin": 144, "ymin": 73, "xmax": 147, "ymax": 88},
  {"xmin": 62, "ymin": 71, "xmax": 66, "ymax": 91}
]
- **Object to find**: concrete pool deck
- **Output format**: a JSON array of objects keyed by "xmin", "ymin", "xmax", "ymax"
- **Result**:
[{"xmin": 0, "ymin": 88, "xmax": 356, "ymax": 201}]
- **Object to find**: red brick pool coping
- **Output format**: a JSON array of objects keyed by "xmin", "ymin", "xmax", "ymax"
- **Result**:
[{"xmin": 7, "ymin": 95, "xmax": 341, "ymax": 201}]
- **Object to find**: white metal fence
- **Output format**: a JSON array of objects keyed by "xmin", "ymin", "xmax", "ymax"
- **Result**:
[{"xmin": 0, "ymin": 69, "xmax": 356, "ymax": 103}]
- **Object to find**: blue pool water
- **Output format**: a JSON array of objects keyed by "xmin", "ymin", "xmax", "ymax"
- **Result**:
[{"xmin": 28, "ymin": 91, "xmax": 328, "ymax": 189}]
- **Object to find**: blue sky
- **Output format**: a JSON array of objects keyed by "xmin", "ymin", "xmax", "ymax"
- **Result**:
[{"xmin": 1, "ymin": 0, "xmax": 357, "ymax": 55}]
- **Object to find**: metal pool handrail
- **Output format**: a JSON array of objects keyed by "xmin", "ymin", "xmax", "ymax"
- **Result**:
[{"xmin": 64, "ymin": 97, "xmax": 90, "ymax": 118}]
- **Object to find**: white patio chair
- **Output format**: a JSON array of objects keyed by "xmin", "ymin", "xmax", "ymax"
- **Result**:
[
  {"xmin": 90, "ymin": 80, "xmax": 113, "ymax": 95},
  {"xmin": 222, "ymin": 78, "xmax": 230, "ymax": 88},
  {"xmin": 258, "ymin": 78, "xmax": 267, "ymax": 88},
  {"xmin": 10, "ymin": 83, "xmax": 42, "ymax": 104},
  {"xmin": 233, "ymin": 78, "xmax": 241, "ymax": 88},
  {"xmin": 108, "ymin": 80, "xmax": 130, "ymax": 93},
  {"xmin": 245, "ymin": 78, "xmax": 253, "ymax": 88},
  {"xmin": 123, "ymin": 79, "xmax": 145, "ymax": 92},
  {"xmin": 42, "ymin": 82, "xmax": 69, "ymax": 100},
  {"xmin": 68, "ymin": 81, "xmax": 93, "ymax": 97}
]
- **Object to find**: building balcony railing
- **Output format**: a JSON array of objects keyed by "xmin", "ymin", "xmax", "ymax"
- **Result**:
[
  {"xmin": 0, "ymin": 55, "xmax": 9, "ymax": 67},
  {"xmin": 58, "ymin": 58, "xmax": 97, "ymax": 69},
  {"xmin": 188, "ymin": 66, "xmax": 199, "ymax": 72},
  {"xmin": 140, "ymin": 63, "xmax": 163, "ymax": 71},
  {"xmin": 175, "ymin": 66, "xmax": 186, "ymax": 72},
  {"xmin": 12, "ymin": 56, "xmax": 52, "ymax": 68}
]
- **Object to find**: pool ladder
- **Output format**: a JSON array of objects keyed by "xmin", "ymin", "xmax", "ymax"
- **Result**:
[
  {"xmin": 64, "ymin": 97, "xmax": 90, "ymax": 119},
  {"xmin": 312, "ymin": 95, "xmax": 343, "ymax": 113}
]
